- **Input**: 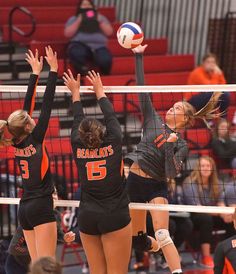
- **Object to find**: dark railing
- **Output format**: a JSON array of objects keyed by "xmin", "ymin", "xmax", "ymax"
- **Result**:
[
  {"xmin": 8, "ymin": 6, "xmax": 36, "ymax": 78},
  {"xmin": 8, "ymin": 6, "xmax": 36, "ymax": 44}
]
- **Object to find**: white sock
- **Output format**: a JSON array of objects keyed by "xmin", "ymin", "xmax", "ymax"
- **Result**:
[{"xmin": 172, "ymin": 269, "xmax": 182, "ymax": 274}]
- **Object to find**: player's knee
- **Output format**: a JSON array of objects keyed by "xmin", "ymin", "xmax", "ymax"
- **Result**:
[
  {"xmin": 132, "ymin": 231, "xmax": 152, "ymax": 251},
  {"xmin": 155, "ymin": 229, "xmax": 173, "ymax": 248}
]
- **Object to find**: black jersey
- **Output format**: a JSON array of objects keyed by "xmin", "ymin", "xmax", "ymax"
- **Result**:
[
  {"xmin": 13, "ymin": 72, "xmax": 57, "ymax": 201},
  {"xmin": 71, "ymin": 97, "xmax": 127, "ymax": 211},
  {"xmin": 214, "ymin": 235, "xmax": 236, "ymax": 274},
  {"xmin": 126, "ymin": 54, "xmax": 188, "ymax": 182}
]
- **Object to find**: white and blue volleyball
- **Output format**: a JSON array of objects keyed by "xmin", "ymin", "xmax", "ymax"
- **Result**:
[{"xmin": 117, "ymin": 22, "xmax": 144, "ymax": 49}]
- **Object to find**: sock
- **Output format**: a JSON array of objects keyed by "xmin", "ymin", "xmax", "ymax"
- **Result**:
[{"xmin": 172, "ymin": 269, "xmax": 183, "ymax": 274}]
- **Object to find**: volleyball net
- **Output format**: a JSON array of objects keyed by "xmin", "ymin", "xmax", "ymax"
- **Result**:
[{"xmin": 0, "ymin": 84, "xmax": 236, "ymax": 235}]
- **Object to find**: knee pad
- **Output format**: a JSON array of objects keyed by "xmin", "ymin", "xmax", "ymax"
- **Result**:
[
  {"xmin": 132, "ymin": 231, "xmax": 152, "ymax": 252},
  {"xmin": 155, "ymin": 229, "xmax": 173, "ymax": 248}
]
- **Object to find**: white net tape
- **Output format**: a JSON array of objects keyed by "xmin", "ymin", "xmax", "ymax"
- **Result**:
[
  {"xmin": 0, "ymin": 84, "xmax": 236, "ymax": 93},
  {"xmin": 0, "ymin": 198, "xmax": 234, "ymax": 214}
]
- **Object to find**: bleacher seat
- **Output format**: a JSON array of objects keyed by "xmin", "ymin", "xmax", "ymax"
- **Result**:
[
  {"xmin": 0, "ymin": 99, "xmax": 24, "ymax": 119},
  {"xmin": 111, "ymin": 54, "xmax": 194, "ymax": 75},
  {"xmin": 45, "ymin": 137, "xmax": 71, "ymax": 155},
  {"xmin": 30, "ymin": 38, "xmax": 168, "ymax": 59},
  {"xmin": 186, "ymin": 128, "xmax": 212, "ymax": 149},
  {"xmin": 0, "ymin": 0, "xmax": 78, "ymax": 7},
  {"xmin": 0, "ymin": 7, "xmax": 116, "ymax": 25}
]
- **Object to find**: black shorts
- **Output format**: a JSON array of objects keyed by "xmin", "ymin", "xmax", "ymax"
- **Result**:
[
  {"xmin": 78, "ymin": 202, "xmax": 131, "ymax": 235},
  {"xmin": 18, "ymin": 196, "xmax": 56, "ymax": 230},
  {"xmin": 126, "ymin": 171, "xmax": 168, "ymax": 202}
]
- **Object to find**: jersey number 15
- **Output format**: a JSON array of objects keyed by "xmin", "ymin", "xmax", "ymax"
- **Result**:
[{"xmin": 86, "ymin": 160, "xmax": 107, "ymax": 181}]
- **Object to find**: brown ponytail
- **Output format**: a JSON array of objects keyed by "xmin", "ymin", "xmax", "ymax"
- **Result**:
[{"xmin": 79, "ymin": 118, "xmax": 105, "ymax": 149}]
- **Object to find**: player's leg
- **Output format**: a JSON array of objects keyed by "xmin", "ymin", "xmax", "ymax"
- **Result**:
[
  {"xmin": 34, "ymin": 221, "xmax": 57, "ymax": 258},
  {"xmin": 101, "ymin": 222, "xmax": 132, "ymax": 274},
  {"xmin": 150, "ymin": 197, "xmax": 182, "ymax": 273},
  {"xmin": 23, "ymin": 229, "xmax": 38, "ymax": 262},
  {"xmin": 80, "ymin": 232, "xmax": 107, "ymax": 274}
]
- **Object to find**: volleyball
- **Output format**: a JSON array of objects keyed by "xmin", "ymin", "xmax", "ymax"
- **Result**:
[{"xmin": 117, "ymin": 22, "xmax": 144, "ymax": 49}]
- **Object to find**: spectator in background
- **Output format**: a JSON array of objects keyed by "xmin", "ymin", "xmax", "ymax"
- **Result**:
[
  {"xmin": 186, "ymin": 53, "xmax": 230, "ymax": 115},
  {"xmin": 183, "ymin": 156, "xmax": 234, "ymax": 268},
  {"xmin": 211, "ymin": 118, "xmax": 236, "ymax": 169},
  {"xmin": 64, "ymin": 0, "xmax": 113, "ymax": 76},
  {"xmin": 168, "ymin": 179, "xmax": 193, "ymax": 250},
  {"xmin": 29, "ymin": 257, "xmax": 62, "ymax": 274}
]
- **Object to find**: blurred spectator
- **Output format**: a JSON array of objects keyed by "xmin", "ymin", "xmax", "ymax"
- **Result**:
[
  {"xmin": 211, "ymin": 118, "xmax": 236, "ymax": 169},
  {"xmin": 183, "ymin": 156, "xmax": 234, "ymax": 268},
  {"xmin": 64, "ymin": 0, "xmax": 113, "ymax": 75},
  {"xmin": 185, "ymin": 53, "xmax": 229, "ymax": 115},
  {"xmin": 29, "ymin": 257, "xmax": 62, "ymax": 274},
  {"xmin": 168, "ymin": 179, "xmax": 193, "ymax": 249}
]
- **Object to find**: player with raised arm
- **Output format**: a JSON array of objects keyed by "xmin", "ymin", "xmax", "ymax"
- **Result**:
[
  {"xmin": 63, "ymin": 69, "xmax": 132, "ymax": 274},
  {"xmin": 0, "ymin": 46, "xmax": 58, "ymax": 262},
  {"xmin": 126, "ymin": 44, "xmax": 222, "ymax": 274}
]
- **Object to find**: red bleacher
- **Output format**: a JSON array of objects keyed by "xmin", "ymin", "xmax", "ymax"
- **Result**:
[
  {"xmin": 0, "ymin": 7, "xmax": 116, "ymax": 25},
  {"xmin": 30, "ymin": 38, "xmax": 168, "ymax": 59},
  {"xmin": 0, "ymin": 0, "xmax": 78, "ymax": 7}
]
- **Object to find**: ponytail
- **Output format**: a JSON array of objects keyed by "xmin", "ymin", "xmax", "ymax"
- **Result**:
[
  {"xmin": 184, "ymin": 92, "xmax": 223, "ymax": 128},
  {"xmin": 0, "ymin": 120, "xmax": 13, "ymax": 147}
]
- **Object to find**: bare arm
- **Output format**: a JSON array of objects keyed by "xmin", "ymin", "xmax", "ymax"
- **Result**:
[
  {"xmin": 98, "ymin": 14, "xmax": 113, "ymax": 36},
  {"xmin": 64, "ymin": 15, "xmax": 83, "ymax": 38}
]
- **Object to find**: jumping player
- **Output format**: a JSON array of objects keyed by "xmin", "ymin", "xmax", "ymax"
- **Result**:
[
  {"xmin": 126, "ymin": 44, "xmax": 222, "ymax": 274},
  {"xmin": 63, "ymin": 69, "xmax": 132, "ymax": 274},
  {"xmin": 0, "ymin": 46, "xmax": 58, "ymax": 261}
]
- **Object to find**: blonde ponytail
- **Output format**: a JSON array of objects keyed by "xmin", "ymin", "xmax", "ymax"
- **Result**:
[
  {"xmin": 183, "ymin": 92, "xmax": 223, "ymax": 128},
  {"xmin": 0, "ymin": 120, "xmax": 13, "ymax": 147}
]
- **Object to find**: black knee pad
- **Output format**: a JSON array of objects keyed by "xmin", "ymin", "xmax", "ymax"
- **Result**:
[{"xmin": 132, "ymin": 231, "xmax": 152, "ymax": 251}]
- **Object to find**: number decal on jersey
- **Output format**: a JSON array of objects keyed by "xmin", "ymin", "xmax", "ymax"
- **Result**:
[
  {"xmin": 85, "ymin": 160, "xmax": 107, "ymax": 181},
  {"xmin": 19, "ymin": 160, "xmax": 29, "ymax": 179}
]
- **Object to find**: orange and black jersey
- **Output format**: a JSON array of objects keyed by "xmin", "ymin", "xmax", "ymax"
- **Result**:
[
  {"xmin": 14, "ymin": 72, "xmax": 57, "ymax": 201},
  {"xmin": 214, "ymin": 235, "xmax": 236, "ymax": 274},
  {"xmin": 71, "ymin": 97, "xmax": 127, "ymax": 210}
]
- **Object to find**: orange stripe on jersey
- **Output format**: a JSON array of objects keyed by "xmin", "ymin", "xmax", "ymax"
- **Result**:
[
  {"xmin": 41, "ymin": 141, "xmax": 49, "ymax": 180},
  {"xmin": 120, "ymin": 159, "xmax": 124, "ymax": 176},
  {"xmin": 29, "ymin": 78, "xmax": 38, "ymax": 116},
  {"xmin": 224, "ymin": 258, "xmax": 235, "ymax": 274},
  {"xmin": 157, "ymin": 138, "xmax": 166, "ymax": 148},
  {"xmin": 154, "ymin": 134, "xmax": 164, "ymax": 143}
]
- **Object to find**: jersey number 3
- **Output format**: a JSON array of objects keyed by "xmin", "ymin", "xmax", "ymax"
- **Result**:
[
  {"xmin": 20, "ymin": 160, "xmax": 29, "ymax": 179},
  {"xmin": 86, "ymin": 160, "xmax": 107, "ymax": 181}
]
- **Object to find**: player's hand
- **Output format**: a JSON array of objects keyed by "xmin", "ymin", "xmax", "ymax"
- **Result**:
[
  {"xmin": 63, "ymin": 231, "xmax": 75, "ymax": 243},
  {"xmin": 166, "ymin": 132, "xmax": 178, "ymax": 143},
  {"xmin": 132, "ymin": 44, "xmax": 148, "ymax": 54},
  {"xmin": 63, "ymin": 69, "xmax": 81, "ymax": 102},
  {"xmin": 86, "ymin": 70, "xmax": 105, "ymax": 99},
  {"xmin": 25, "ymin": 49, "xmax": 43, "ymax": 75},
  {"xmin": 213, "ymin": 65, "xmax": 222, "ymax": 75},
  {"xmin": 45, "ymin": 46, "xmax": 58, "ymax": 72}
]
